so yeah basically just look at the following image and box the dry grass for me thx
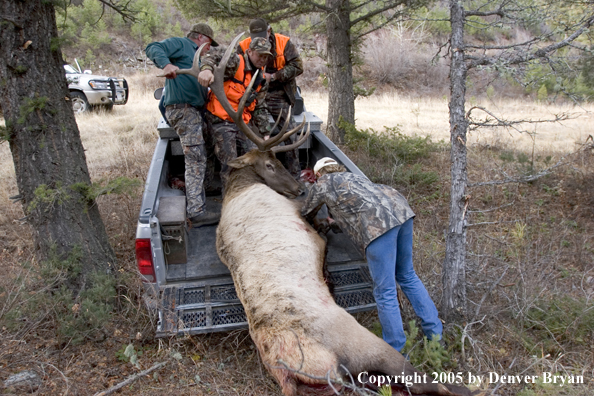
[1,77,594,395]
[302,90,594,153]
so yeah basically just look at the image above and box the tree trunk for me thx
[325,0,354,144]
[442,0,468,323]
[0,0,116,290]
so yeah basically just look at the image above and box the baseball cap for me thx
[249,37,272,56]
[187,23,219,47]
[314,157,339,174]
[249,18,269,39]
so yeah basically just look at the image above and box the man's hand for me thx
[313,217,330,234]
[162,64,179,79]
[327,217,342,233]
[198,70,214,87]
[263,72,274,84]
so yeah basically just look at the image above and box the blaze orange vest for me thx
[239,34,290,70]
[206,55,259,124]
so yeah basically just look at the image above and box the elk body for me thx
[182,33,471,396]
[216,156,469,396]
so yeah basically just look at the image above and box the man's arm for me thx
[252,81,271,136]
[198,46,240,87]
[273,39,303,82]
[301,183,326,223]
[145,38,183,78]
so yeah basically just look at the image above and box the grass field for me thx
[304,90,594,153]
[1,74,593,395]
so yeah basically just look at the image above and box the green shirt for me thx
[145,37,208,108]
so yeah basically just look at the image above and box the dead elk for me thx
[195,33,473,396]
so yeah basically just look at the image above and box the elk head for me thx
[227,150,305,198]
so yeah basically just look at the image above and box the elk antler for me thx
[209,32,310,152]
[157,42,209,78]
[272,124,310,153]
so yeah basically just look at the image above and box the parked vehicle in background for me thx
[64,59,129,114]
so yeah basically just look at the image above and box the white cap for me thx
[314,157,339,174]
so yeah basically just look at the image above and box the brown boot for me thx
[188,210,220,228]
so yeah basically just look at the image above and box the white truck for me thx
[136,106,376,337]
[64,60,129,114]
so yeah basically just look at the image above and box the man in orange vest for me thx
[197,37,273,195]
[238,18,304,178]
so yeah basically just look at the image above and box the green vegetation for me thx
[2,246,116,345]
[17,96,49,124]
[72,177,142,202]
[29,177,141,213]
[520,296,594,354]
[116,343,145,368]
[54,271,116,344]
[378,385,393,396]
[402,321,450,372]
[342,120,443,191]
[28,182,72,212]
[55,0,183,66]
[516,375,572,396]
[343,122,442,165]
[0,123,11,142]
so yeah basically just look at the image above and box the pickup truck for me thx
[136,108,376,337]
[64,60,129,114]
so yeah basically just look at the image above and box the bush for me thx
[342,121,443,192]
[402,320,451,372]
[1,246,116,345]
[343,122,441,165]
[520,295,594,354]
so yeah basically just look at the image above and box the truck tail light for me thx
[136,238,156,282]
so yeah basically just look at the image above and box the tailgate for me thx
[156,260,375,337]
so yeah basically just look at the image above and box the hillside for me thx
[57,1,594,103]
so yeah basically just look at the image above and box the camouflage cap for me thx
[249,37,272,56]
[249,18,269,39]
[187,23,219,47]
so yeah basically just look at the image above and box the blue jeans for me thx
[365,218,442,352]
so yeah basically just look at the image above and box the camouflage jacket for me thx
[301,172,415,253]
[237,29,303,105]
[200,47,271,135]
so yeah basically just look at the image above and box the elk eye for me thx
[266,163,275,171]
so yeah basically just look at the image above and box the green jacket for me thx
[145,37,208,108]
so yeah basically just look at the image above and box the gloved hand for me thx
[313,217,330,234]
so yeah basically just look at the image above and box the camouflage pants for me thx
[165,105,207,217]
[202,118,217,193]
[267,90,301,178]
[210,119,257,196]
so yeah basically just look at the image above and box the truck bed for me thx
[137,113,377,337]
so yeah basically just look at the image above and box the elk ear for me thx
[228,156,251,169]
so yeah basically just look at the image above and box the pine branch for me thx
[97,0,137,22]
